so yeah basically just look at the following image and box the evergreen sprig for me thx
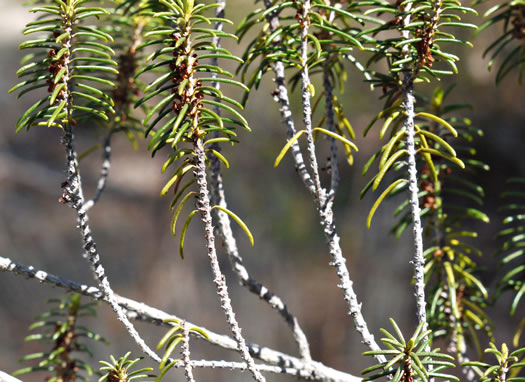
[362,318,458,382]
[237,0,367,92]
[463,343,525,382]
[496,177,525,343]
[475,0,525,84]
[9,0,117,132]
[237,0,362,166]
[362,0,477,86]
[135,0,253,257]
[99,352,155,382]
[13,293,107,382]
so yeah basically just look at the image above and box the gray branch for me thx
[194,139,266,382]
[0,255,360,382]
[182,322,196,382]
[263,0,316,196]
[207,0,311,361]
[299,0,323,200]
[262,0,385,363]
[84,132,112,211]
[162,359,358,381]
[322,69,339,200]
[401,81,427,331]
[209,154,312,360]
[60,128,162,364]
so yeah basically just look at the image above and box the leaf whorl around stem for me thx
[11,0,117,133]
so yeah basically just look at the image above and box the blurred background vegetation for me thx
[0,0,524,381]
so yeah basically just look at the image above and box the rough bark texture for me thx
[60,128,162,364]
[0,255,360,382]
[263,0,385,363]
[193,138,266,382]
[208,0,311,361]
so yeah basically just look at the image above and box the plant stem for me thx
[0,255,361,382]
[208,0,312,360]
[84,132,112,211]
[399,0,429,335]
[262,0,385,363]
[299,0,323,200]
[181,322,196,382]
[193,138,266,382]
[209,156,312,360]
[264,0,386,362]
[60,128,162,363]
[323,69,339,200]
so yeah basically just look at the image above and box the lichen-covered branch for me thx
[398,0,432,335]
[161,359,358,381]
[262,0,385,362]
[208,0,311,361]
[193,139,266,382]
[181,322,196,382]
[299,0,323,199]
[401,81,427,329]
[60,128,161,364]
[323,69,339,200]
[0,257,359,382]
[84,132,112,211]
[209,156,312,360]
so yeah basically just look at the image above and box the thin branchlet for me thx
[182,322,196,382]
[299,0,324,200]
[194,139,266,382]
[208,0,311,361]
[84,132,112,211]
[0,255,361,382]
[262,0,385,362]
[52,2,161,365]
[60,129,162,364]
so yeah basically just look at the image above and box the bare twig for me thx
[160,359,360,381]
[84,132,112,211]
[299,0,323,200]
[181,322,196,382]
[60,128,162,364]
[209,169,313,360]
[322,69,339,200]
[263,0,316,196]
[209,154,312,361]
[193,139,266,382]
[0,256,360,382]
[262,0,385,362]
[207,0,311,361]
[401,80,428,330]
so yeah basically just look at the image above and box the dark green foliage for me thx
[362,0,477,86]
[134,0,253,254]
[13,293,107,382]
[463,343,525,382]
[496,178,525,344]
[475,0,525,84]
[99,352,155,382]
[136,0,249,158]
[362,318,458,382]
[9,0,116,132]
